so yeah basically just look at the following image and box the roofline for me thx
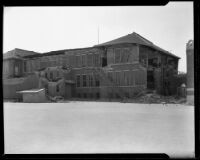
[95,42,180,59]
[24,46,94,58]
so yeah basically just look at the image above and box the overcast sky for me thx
[3,2,193,72]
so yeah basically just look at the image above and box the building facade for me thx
[3,32,180,100]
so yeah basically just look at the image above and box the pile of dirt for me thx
[130,93,186,104]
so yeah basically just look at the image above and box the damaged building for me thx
[3,32,180,101]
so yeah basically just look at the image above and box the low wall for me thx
[3,74,39,100]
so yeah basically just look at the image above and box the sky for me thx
[3,2,193,72]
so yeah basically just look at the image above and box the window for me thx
[56,84,60,92]
[121,49,126,63]
[82,55,87,67]
[45,72,48,78]
[95,75,100,86]
[50,72,53,80]
[115,93,120,99]
[76,75,81,87]
[88,54,93,66]
[115,49,121,63]
[116,72,120,85]
[14,65,19,76]
[77,93,81,98]
[124,71,129,86]
[24,61,27,72]
[109,93,113,99]
[89,75,93,87]
[96,92,100,99]
[83,93,87,98]
[125,92,130,98]
[83,75,87,87]
[90,93,93,98]
[108,72,113,81]
[124,49,130,62]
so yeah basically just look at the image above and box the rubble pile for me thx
[130,93,186,104]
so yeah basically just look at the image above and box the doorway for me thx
[147,70,155,90]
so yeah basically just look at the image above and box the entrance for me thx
[147,70,155,90]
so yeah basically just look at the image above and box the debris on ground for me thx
[127,92,186,104]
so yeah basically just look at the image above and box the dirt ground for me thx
[4,102,194,158]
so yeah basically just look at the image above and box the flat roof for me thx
[17,88,45,93]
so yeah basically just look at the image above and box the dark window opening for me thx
[115,93,120,99]
[102,57,107,67]
[90,93,93,98]
[83,93,87,98]
[56,84,60,92]
[95,75,100,87]
[109,93,113,99]
[96,93,100,99]
[77,93,81,98]
[76,75,81,87]
[125,92,130,98]
[147,70,155,89]
[83,75,87,87]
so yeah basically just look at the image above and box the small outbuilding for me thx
[17,88,47,103]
